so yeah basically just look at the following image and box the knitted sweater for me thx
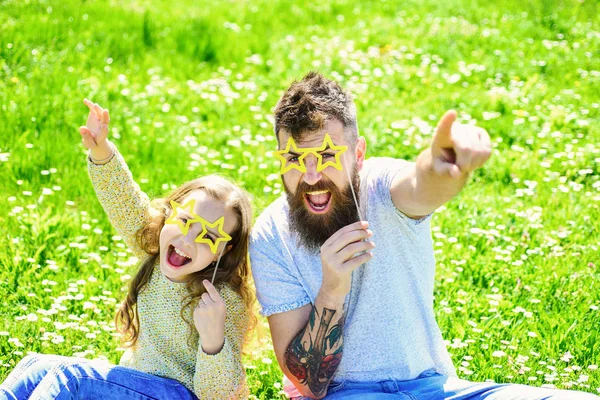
[88,146,250,399]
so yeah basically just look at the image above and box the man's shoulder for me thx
[250,195,289,246]
[361,157,412,195]
[362,156,411,177]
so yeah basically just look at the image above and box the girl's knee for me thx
[17,353,68,376]
[17,354,42,367]
[11,354,46,376]
[0,354,65,400]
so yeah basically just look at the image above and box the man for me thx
[249,72,597,399]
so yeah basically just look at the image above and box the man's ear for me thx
[355,136,367,171]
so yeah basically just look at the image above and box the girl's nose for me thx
[183,222,203,245]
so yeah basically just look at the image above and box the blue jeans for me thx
[0,354,198,400]
[297,369,600,399]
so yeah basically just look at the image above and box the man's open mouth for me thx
[304,190,332,214]
[167,244,193,268]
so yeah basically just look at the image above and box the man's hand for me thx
[319,221,374,303]
[430,110,492,179]
[390,110,492,218]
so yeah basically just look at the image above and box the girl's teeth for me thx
[174,246,191,259]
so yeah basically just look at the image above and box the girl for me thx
[0,99,254,400]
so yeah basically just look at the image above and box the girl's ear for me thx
[162,202,171,217]
[214,245,233,262]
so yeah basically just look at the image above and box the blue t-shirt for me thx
[249,157,456,382]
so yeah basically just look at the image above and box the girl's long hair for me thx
[115,175,255,347]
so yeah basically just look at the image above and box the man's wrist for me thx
[316,289,347,310]
[416,148,436,177]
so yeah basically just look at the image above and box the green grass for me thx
[1,0,599,397]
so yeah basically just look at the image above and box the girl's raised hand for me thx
[79,99,113,163]
[193,280,227,355]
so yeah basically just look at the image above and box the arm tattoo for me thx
[284,305,344,397]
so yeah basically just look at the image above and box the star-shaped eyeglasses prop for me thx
[164,199,232,254]
[164,199,197,236]
[274,133,348,175]
[194,216,232,254]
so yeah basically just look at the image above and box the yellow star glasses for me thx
[274,134,348,175]
[164,199,232,254]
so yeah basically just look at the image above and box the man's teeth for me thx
[306,190,329,195]
[173,246,191,259]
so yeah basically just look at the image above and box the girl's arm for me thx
[80,99,152,261]
[193,284,250,399]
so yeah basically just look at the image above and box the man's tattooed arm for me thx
[280,221,373,398]
[284,303,345,398]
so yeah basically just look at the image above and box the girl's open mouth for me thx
[167,244,192,268]
[304,190,332,214]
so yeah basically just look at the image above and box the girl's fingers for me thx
[93,103,104,120]
[201,292,214,305]
[101,109,110,125]
[79,126,97,148]
[83,98,95,114]
[84,99,101,125]
[98,124,109,143]
[203,280,221,302]
[79,126,92,136]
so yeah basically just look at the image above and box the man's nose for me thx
[302,154,322,186]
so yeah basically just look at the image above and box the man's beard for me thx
[286,168,361,252]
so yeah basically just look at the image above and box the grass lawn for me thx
[1,0,599,397]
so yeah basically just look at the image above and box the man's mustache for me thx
[295,179,339,198]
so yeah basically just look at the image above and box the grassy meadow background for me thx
[1,0,599,397]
